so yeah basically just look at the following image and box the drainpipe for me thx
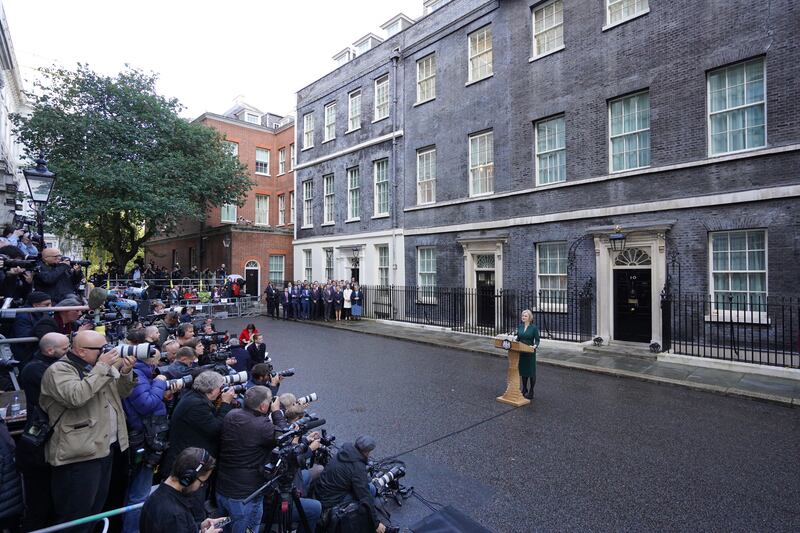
[390,47,401,285]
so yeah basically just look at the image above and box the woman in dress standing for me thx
[517,309,540,399]
[350,283,363,320]
[343,284,353,320]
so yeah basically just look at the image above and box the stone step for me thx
[584,343,658,361]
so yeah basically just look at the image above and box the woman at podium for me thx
[517,309,540,398]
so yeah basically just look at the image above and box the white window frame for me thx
[278,194,286,225]
[323,174,335,224]
[707,229,768,323]
[468,130,494,197]
[377,245,390,286]
[416,54,436,104]
[707,58,767,157]
[303,113,314,149]
[255,148,270,175]
[290,144,295,169]
[289,191,295,225]
[535,115,566,186]
[373,159,389,216]
[268,255,285,284]
[532,0,564,59]
[223,141,239,157]
[467,25,493,84]
[303,249,313,281]
[374,75,390,122]
[324,248,334,281]
[417,247,437,303]
[347,167,360,221]
[255,194,270,226]
[609,91,650,173]
[278,148,286,175]
[323,102,336,142]
[245,112,261,125]
[221,203,237,224]
[416,147,436,205]
[302,180,313,228]
[347,90,362,132]
[536,242,568,312]
[605,0,649,29]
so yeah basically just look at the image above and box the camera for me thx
[222,370,248,386]
[267,363,295,378]
[62,257,92,267]
[166,374,193,390]
[103,342,157,361]
[371,465,406,491]
[222,383,246,394]
[296,393,317,406]
[0,254,38,271]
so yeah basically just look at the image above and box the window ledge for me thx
[469,191,494,199]
[321,222,335,227]
[255,172,270,176]
[254,223,270,228]
[413,97,435,108]
[610,164,650,175]
[529,45,565,63]
[535,178,566,187]
[704,312,771,325]
[345,127,361,135]
[372,115,389,124]
[221,220,236,224]
[602,9,650,31]
[277,172,285,176]
[301,146,314,152]
[416,201,436,207]
[708,145,766,159]
[372,213,390,220]
[322,138,335,144]
[345,218,361,223]
[465,73,493,87]
[301,225,314,229]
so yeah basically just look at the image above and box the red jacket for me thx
[239,328,259,344]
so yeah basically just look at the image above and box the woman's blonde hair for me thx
[521,309,533,321]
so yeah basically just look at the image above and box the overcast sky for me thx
[4,0,424,119]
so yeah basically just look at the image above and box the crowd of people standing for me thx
[262,280,364,322]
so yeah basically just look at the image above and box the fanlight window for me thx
[476,254,495,269]
[245,261,259,269]
[614,248,651,266]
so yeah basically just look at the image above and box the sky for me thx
[4,0,425,119]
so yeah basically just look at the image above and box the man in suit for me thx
[324,283,335,322]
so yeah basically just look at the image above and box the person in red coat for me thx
[238,323,258,345]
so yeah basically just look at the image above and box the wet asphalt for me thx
[218,316,800,532]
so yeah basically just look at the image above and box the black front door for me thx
[476,271,495,327]
[245,270,258,296]
[614,269,652,342]
[350,268,359,283]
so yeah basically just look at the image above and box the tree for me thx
[12,64,251,268]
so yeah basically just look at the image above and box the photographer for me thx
[215,386,279,533]
[315,436,389,533]
[162,370,236,477]
[161,338,180,364]
[245,363,282,396]
[0,244,34,300]
[16,333,69,530]
[154,311,180,345]
[176,322,195,346]
[140,447,227,533]
[270,393,296,431]
[161,346,198,380]
[38,330,136,533]
[10,291,51,368]
[227,338,249,373]
[121,341,168,533]
[32,296,93,339]
[33,248,83,303]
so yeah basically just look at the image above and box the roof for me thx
[380,13,415,30]
[352,32,384,47]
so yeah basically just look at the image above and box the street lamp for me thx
[351,246,360,267]
[22,152,56,251]
[609,225,626,252]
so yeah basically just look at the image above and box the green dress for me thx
[517,323,540,377]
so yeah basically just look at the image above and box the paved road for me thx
[219,316,800,532]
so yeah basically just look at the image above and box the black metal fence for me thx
[662,293,800,368]
[359,285,594,342]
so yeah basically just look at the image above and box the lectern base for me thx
[496,393,530,407]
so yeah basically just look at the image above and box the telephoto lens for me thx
[166,374,193,390]
[296,393,317,406]
[277,368,295,377]
[222,370,248,386]
[119,343,158,361]
[223,383,247,394]
[372,465,406,490]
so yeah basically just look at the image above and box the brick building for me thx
[293,0,800,353]
[146,102,295,295]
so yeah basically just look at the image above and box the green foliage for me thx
[12,64,251,267]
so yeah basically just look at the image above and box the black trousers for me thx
[324,301,333,320]
[51,450,115,533]
[20,465,54,531]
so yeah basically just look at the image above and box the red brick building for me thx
[145,102,295,295]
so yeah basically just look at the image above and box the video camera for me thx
[198,331,229,347]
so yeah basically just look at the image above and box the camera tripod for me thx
[243,475,313,533]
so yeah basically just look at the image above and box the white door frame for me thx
[460,238,506,328]
[244,260,261,295]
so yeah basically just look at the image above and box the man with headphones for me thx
[176,322,195,346]
[140,447,228,533]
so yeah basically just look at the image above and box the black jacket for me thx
[314,443,377,523]
[246,343,267,368]
[33,263,81,303]
[139,483,201,533]
[216,407,276,499]
[19,351,59,416]
[162,390,233,474]
[0,419,23,520]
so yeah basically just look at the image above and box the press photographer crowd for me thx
[0,237,409,533]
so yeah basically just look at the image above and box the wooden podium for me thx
[495,336,536,407]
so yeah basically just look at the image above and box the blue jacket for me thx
[122,361,167,432]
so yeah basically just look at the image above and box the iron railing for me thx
[357,285,594,342]
[662,293,800,368]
